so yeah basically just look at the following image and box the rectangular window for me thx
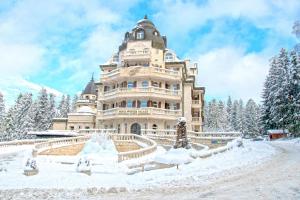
[127,100,133,107]
[141,100,147,108]
[128,82,134,89]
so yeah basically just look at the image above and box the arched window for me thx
[152,124,158,130]
[153,31,159,36]
[124,32,129,41]
[136,30,145,40]
[142,81,148,88]
[113,55,119,63]
[165,52,174,61]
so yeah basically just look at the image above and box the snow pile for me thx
[79,134,125,174]
[154,148,193,165]
[76,157,91,173]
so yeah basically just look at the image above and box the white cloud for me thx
[153,0,300,37]
[0,77,62,107]
[196,47,269,102]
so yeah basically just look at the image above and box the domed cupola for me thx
[82,75,97,95]
[119,15,167,51]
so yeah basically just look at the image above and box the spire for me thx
[144,14,148,19]
[91,72,94,81]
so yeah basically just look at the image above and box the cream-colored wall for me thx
[52,121,67,130]
[183,83,193,130]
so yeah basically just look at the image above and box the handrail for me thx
[141,129,242,138]
[101,66,180,79]
[32,133,157,162]
[103,86,181,97]
[0,139,48,148]
[100,107,182,117]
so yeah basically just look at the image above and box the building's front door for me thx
[130,123,141,135]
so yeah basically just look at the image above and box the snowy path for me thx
[102,141,300,200]
[0,140,299,199]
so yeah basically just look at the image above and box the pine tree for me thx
[226,96,233,131]
[292,20,300,53]
[288,51,300,135]
[244,99,260,137]
[63,94,71,117]
[35,88,49,131]
[0,92,5,132]
[57,95,65,117]
[231,100,239,131]
[236,99,245,133]
[47,93,56,129]
[71,94,78,112]
[217,100,229,131]
[261,57,278,131]
[270,49,290,130]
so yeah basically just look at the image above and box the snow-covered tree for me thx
[244,99,260,137]
[270,49,290,130]
[261,58,277,131]
[35,88,49,131]
[217,100,229,131]
[292,20,300,53]
[57,95,65,117]
[47,93,56,129]
[0,92,5,132]
[288,51,300,135]
[236,99,245,133]
[231,100,239,131]
[71,94,78,112]
[226,96,233,130]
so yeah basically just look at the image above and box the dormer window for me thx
[136,30,144,40]
[165,52,174,62]
[125,32,130,41]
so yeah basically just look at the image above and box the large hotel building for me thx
[52,16,205,134]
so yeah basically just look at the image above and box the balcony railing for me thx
[192,117,201,122]
[122,50,151,60]
[101,66,180,80]
[99,107,181,117]
[103,87,181,97]
[192,100,201,105]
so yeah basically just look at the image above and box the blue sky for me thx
[0,0,299,106]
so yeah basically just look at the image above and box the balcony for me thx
[192,117,202,125]
[98,107,182,120]
[121,50,151,61]
[101,66,181,82]
[192,100,201,107]
[101,87,181,101]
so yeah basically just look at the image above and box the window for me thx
[117,124,120,133]
[152,124,158,129]
[127,100,133,108]
[143,48,149,54]
[141,100,147,108]
[124,32,129,41]
[152,101,158,108]
[136,30,144,39]
[127,81,136,88]
[85,126,90,129]
[165,52,174,61]
[113,55,119,63]
[142,81,148,88]
[70,126,74,130]
[153,31,158,36]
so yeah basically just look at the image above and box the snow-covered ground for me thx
[0,138,299,199]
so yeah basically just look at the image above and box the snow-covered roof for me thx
[267,129,289,134]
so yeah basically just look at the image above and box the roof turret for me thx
[82,75,97,95]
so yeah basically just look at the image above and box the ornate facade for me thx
[52,16,205,134]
